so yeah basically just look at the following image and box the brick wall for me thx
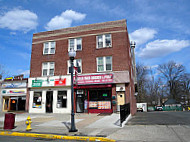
[30,20,130,77]
[30,19,137,114]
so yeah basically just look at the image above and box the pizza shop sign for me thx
[74,74,113,85]
[31,78,67,87]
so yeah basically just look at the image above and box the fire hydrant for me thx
[25,116,32,131]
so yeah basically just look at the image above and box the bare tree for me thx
[136,63,149,103]
[181,73,190,105]
[157,61,185,101]
[145,67,163,105]
[0,64,9,79]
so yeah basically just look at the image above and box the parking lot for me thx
[127,111,190,125]
[108,111,190,141]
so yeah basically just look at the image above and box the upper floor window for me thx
[68,38,82,51]
[43,41,55,54]
[42,62,55,76]
[96,34,112,49]
[67,59,82,74]
[97,56,112,72]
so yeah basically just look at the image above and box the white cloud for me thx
[0,9,38,32]
[138,40,190,58]
[45,10,86,31]
[129,28,157,45]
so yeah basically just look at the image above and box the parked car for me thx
[137,107,143,112]
[155,106,163,111]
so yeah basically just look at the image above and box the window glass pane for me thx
[43,63,48,69]
[49,69,54,75]
[44,42,49,48]
[50,48,55,54]
[77,44,81,50]
[57,91,67,108]
[33,92,42,108]
[97,35,103,48]
[105,34,111,47]
[50,62,54,69]
[75,59,81,73]
[44,43,49,54]
[69,39,74,51]
[97,57,103,65]
[44,48,49,54]
[106,56,112,71]
[106,56,112,64]
[76,38,82,50]
[106,64,111,70]
[98,65,104,71]
[43,69,47,76]
[75,59,81,67]
[51,42,55,48]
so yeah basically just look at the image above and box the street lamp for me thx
[68,49,78,132]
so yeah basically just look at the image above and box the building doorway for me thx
[46,91,53,113]
[76,93,84,113]
[117,92,125,111]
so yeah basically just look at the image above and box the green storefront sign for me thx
[32,80,43,87]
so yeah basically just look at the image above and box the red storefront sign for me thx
[54,79,66,86]
[74,74,113,85]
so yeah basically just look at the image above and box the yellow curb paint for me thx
[0,131,115,142]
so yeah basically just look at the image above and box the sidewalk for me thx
[0,112,121,138]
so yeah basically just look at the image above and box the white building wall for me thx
[29,88,71,113]
[53,88,71,113]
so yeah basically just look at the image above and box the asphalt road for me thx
[0,135,83,142]
[127,111,190,125]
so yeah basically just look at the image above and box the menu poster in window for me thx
[98,101,111,109]
[89,101,98,108]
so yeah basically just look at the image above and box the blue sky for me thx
[0,0,190,78]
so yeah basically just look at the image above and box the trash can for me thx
[4,113,15,129]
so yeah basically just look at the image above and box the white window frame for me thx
[67,59,82,74]
[42,62,55,76]
[68,38,82,51]
[96,56,112,72]
[43,41,56,55]
[96,34,112,49]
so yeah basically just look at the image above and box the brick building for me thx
[28,19,137,115]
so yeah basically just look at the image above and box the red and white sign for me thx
[74,74,113,85]
[54,79,66,86]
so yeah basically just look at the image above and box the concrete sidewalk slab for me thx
[87,113,120,128]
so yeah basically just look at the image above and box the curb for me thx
[0,131,116,142]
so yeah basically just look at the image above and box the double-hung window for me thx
[97,56,112,72]
[67,59,82,74]
[96,34,112,48]
[42,62,55,76]
[43,41,55,54]
[68,38,82,51]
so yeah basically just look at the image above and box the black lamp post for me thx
[68,49,78,132]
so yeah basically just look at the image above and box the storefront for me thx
[74,73,114,113]
[1,81,27,112]
[28,75,71,113]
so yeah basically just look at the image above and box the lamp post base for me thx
[69,129,78,132]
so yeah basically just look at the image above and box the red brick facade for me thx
[30,19,136,115]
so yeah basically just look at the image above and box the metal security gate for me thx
[120,103,130,126]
